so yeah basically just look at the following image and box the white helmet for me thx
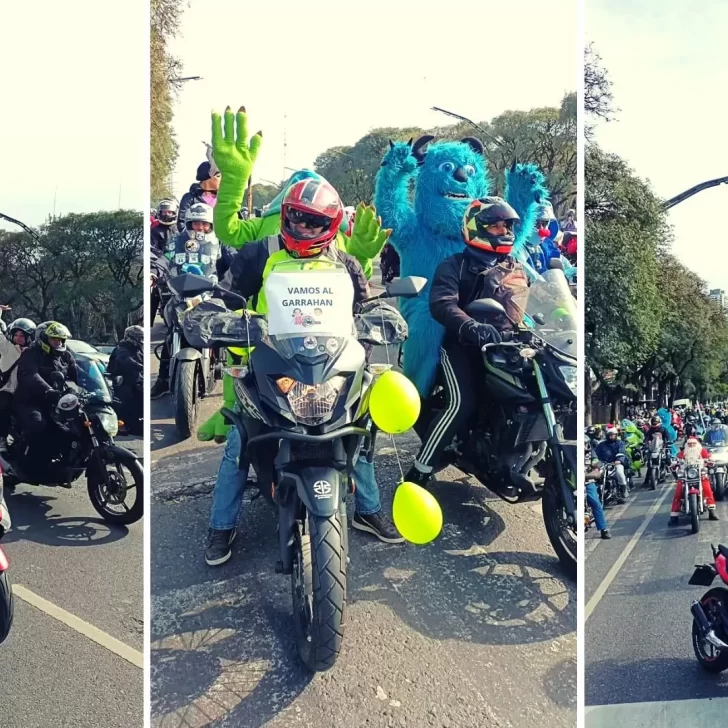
[185,202,214,232]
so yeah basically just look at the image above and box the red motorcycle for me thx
[0,470,13,645]
[689,544,728,672]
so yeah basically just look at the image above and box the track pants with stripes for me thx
[414,344,480,474]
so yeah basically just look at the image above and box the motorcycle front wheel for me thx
[87,451,144,525]
[0,569,14,645]
[542,480,577,580]
[715,473,725,501]
[692,587,728,673]
[650,467,658,490]
[174,360,201,440]
[689,493,700,534]
[292,511,347,672]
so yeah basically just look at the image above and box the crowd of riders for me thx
[585,402,728,537]
[150,145,579,567]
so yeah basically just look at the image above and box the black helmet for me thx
[462,197,520,254]
[36,321,71,355]
[650,416,661,426]
[124,325,144,348]
[586,426,596,437]
[156,199,178,226]
[8,318,36,345]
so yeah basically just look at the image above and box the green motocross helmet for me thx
[36,321,72,355]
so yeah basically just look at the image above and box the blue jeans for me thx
[586,482,607,532]
[209,426,381,530]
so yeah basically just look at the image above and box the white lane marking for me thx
[586,697,728,727]
[585,484,672,620]
[12,584,143,668]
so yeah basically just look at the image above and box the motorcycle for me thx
[424,267,578,577]
[643,434,664,491]
[675,457,709,534]
[602,461,629,504]
[0,481,13,645]
[161,261,225,439]
[0,355,143,525]
[181,261,424,672]
[706,445,728,502]
[688,544,728,673]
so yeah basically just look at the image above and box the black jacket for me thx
[229,236,369,309]
[429,247,526,346]
[15,343,78,407]
[109,341,143,390]
[178,185,205,233]
[150,223,175,255]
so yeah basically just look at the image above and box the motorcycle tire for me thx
[650,467,658,491]
[87,452,144,525]
[689,493,700,534]
[292,511,347,672]
[541,480,576,580]
[692,587,728,673]
[174,359,200,440]
[716,473,725,502]
[0,570,14,645]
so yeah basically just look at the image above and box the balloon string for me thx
[390,433,405,484]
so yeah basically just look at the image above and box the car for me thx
[91,344,116,356]
[67,339,111,370]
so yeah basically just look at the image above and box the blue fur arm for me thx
[505,163,549,259]
[374,142,418,254]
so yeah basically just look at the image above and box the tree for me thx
[0,211,143,342]
[584,43,618,141]
[150,0,188,202]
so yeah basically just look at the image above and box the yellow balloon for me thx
[392,481,443,544]
[368,370,420,434]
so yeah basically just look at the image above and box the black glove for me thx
[460,320,502,348]
[45,388,61,405]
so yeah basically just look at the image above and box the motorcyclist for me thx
[150,199,178,256]
[594,426,629,497]
[669,436,719,525]
[178,161,221,232]
[644,415,671,446]
[704,417,728,448]
[0,318,36,450]
[151,203,222,399]
[204,177,403,566]
[404,197,527,490]
[108,326,143,436]
[585,448,611,539]
[14,322,78,460]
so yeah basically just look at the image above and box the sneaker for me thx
[709,510,720,521]
[150,378,170,399]
[205,528,237,566]
[352,511,405,544]
[601,529,612,540]
[668,516,678,526]
[404,465,432,488]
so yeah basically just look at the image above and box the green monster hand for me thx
[196,372,237,444]
[210,106,262,183]
[346,202,392,265]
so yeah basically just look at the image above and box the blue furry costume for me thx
[374,136,548,396]
[657,408,679,458]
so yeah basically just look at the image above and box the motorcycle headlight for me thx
[96,411,119,437]
[276,375,347,425]
[686,466,699,479]
[558,365,577,396]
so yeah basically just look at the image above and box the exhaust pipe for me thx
[691,600,728,649]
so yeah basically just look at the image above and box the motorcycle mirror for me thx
[532,313,546,326]
[466,298,506,317]
[384,276,428,299]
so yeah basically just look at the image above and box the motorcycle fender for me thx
[282,466,344,518]
[688,487,700,495]
[100,444,143,467]
[174,347,202,363]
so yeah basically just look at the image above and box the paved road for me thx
[585,470,728,727]
[0,434,144,728]
[149,264,576,728]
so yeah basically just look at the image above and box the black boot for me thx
[404,465,432,488]
[205,528,237,566]
[709,509,720,521]
[150,377,170,399]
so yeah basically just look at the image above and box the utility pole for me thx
[53,186,57,217]
[283,114,287,181]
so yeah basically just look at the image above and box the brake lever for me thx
[480,341,522,352]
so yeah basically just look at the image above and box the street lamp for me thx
[431,106,504,148]
[663,176,728,210]
[168,76,202,85]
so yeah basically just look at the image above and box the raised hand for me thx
[210,106,262,180]
[348,203,392,260]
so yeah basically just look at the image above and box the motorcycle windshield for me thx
[74,354,112,403]
[263,259,356,360]
[520,268,577,358]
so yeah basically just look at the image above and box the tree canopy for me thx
[0,211,144,343]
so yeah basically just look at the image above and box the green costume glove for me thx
[211,106,265,248]
[196,371,237,444]
[345,202,392,273]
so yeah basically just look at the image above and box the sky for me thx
[168,0,578,200]
[0,2,146,230]
[587,1,728,291]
